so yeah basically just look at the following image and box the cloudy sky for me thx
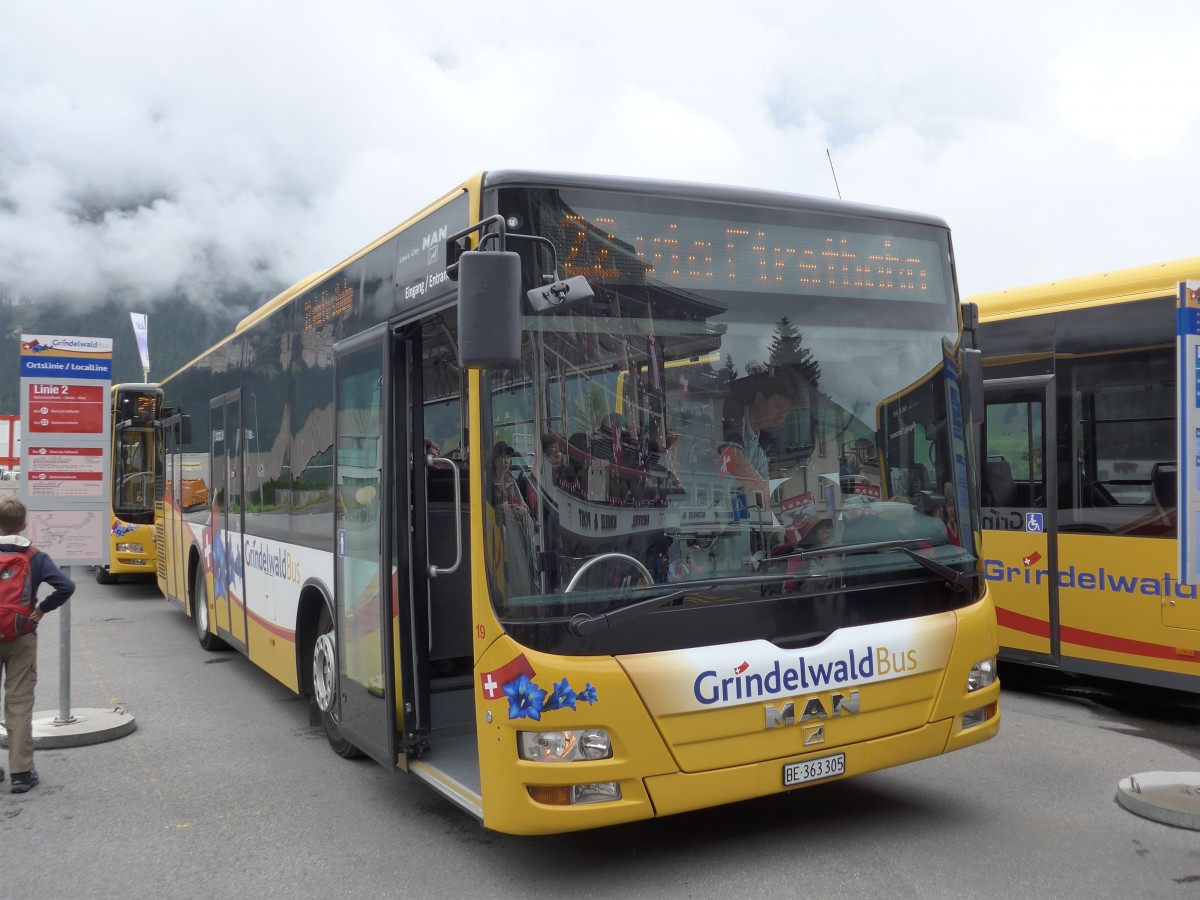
[1,1,1196,312]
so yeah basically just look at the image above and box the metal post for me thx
[54,565,76,725]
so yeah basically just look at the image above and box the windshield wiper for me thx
[852,539,980,592]
[771,538,979,591]
[567,573,798,636]
[565,540,979,636]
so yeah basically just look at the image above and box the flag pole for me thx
[130,313,150,382]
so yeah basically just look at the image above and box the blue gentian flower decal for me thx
[504,673,547,721]
[488,662,599,720]
[213,530,229,604]
[543,678,578,712]
[210,529,242,606]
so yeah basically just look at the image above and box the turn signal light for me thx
[526,782,622,806]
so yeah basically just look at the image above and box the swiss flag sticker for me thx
[479,654,536,700]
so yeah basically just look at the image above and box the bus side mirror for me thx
[960,301,980,350]
[963,348,984,425]
[457,250,522,369]
[176,415,192,445]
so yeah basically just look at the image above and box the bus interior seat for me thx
[427,501,472,667]
[427,459,467,503]
[1086,481,1117,507]
[1151,462,1177,511]
[982,458,1017,507]
[567,433,592,481]
[425,449,472,667]
[567,432,590,461]
[909,462,930,494]
[591,434,614,462]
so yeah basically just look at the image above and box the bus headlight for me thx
[116,542,145,554]
[967,657,997,692]
[519,728,613,762]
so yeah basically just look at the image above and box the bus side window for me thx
[1066,347,1174,533]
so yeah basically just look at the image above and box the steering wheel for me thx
[564,552,655,593]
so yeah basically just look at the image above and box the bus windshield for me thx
[113,386,159,518]
[483,186,976,638]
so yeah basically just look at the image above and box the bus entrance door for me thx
[982,377,1057,665]
[400,314,479,814]
[333,325,400,767]
[209,391,248,653]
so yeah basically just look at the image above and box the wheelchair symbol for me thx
[1026,512,1044,533]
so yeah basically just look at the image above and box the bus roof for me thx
[157,175,485,386]
[236,269,329,334]
[482,169,950,228]
[967,256,1200,321]
[161,169,953,386]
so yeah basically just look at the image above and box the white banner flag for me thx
[130,312,150,378]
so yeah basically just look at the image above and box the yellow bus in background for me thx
[95,383,161,584]
[154,171,998,834]
[971,257,1200,692]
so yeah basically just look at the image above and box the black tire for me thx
[94,566,117,585]
[312,603,364,758]
[192,566,228,651]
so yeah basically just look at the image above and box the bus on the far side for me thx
[970,256,1200,692]
[95,383,162,584]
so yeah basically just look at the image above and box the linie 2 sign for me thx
[18,334,113,566]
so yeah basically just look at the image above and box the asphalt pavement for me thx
[5,572,1200,900]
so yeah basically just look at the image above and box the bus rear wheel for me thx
[313,604,363,759]
[192,567,228,651]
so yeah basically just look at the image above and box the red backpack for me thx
[0,546,36,642]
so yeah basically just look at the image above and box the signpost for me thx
[19,335,111,565]
[6,334,136,746]
[1178,282,1200,585]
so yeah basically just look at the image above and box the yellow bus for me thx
[95,383,161,584]
[971,256,1200,691]
[155,171,999,834]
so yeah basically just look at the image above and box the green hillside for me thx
[0,296,245,414]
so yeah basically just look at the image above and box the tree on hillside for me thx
[0,295,245,414]
[717,353,738,389]
[767,315,820,386]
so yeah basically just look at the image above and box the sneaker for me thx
[10,770,38,793]
[0,766,5,783]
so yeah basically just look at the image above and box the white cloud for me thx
[1,0,1198,309]
[1056,54,1198,158]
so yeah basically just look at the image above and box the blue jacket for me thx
[0,534,75,616]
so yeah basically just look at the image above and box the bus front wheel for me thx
[313,604,363,759]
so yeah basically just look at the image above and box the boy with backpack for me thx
[0,496,75,794]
